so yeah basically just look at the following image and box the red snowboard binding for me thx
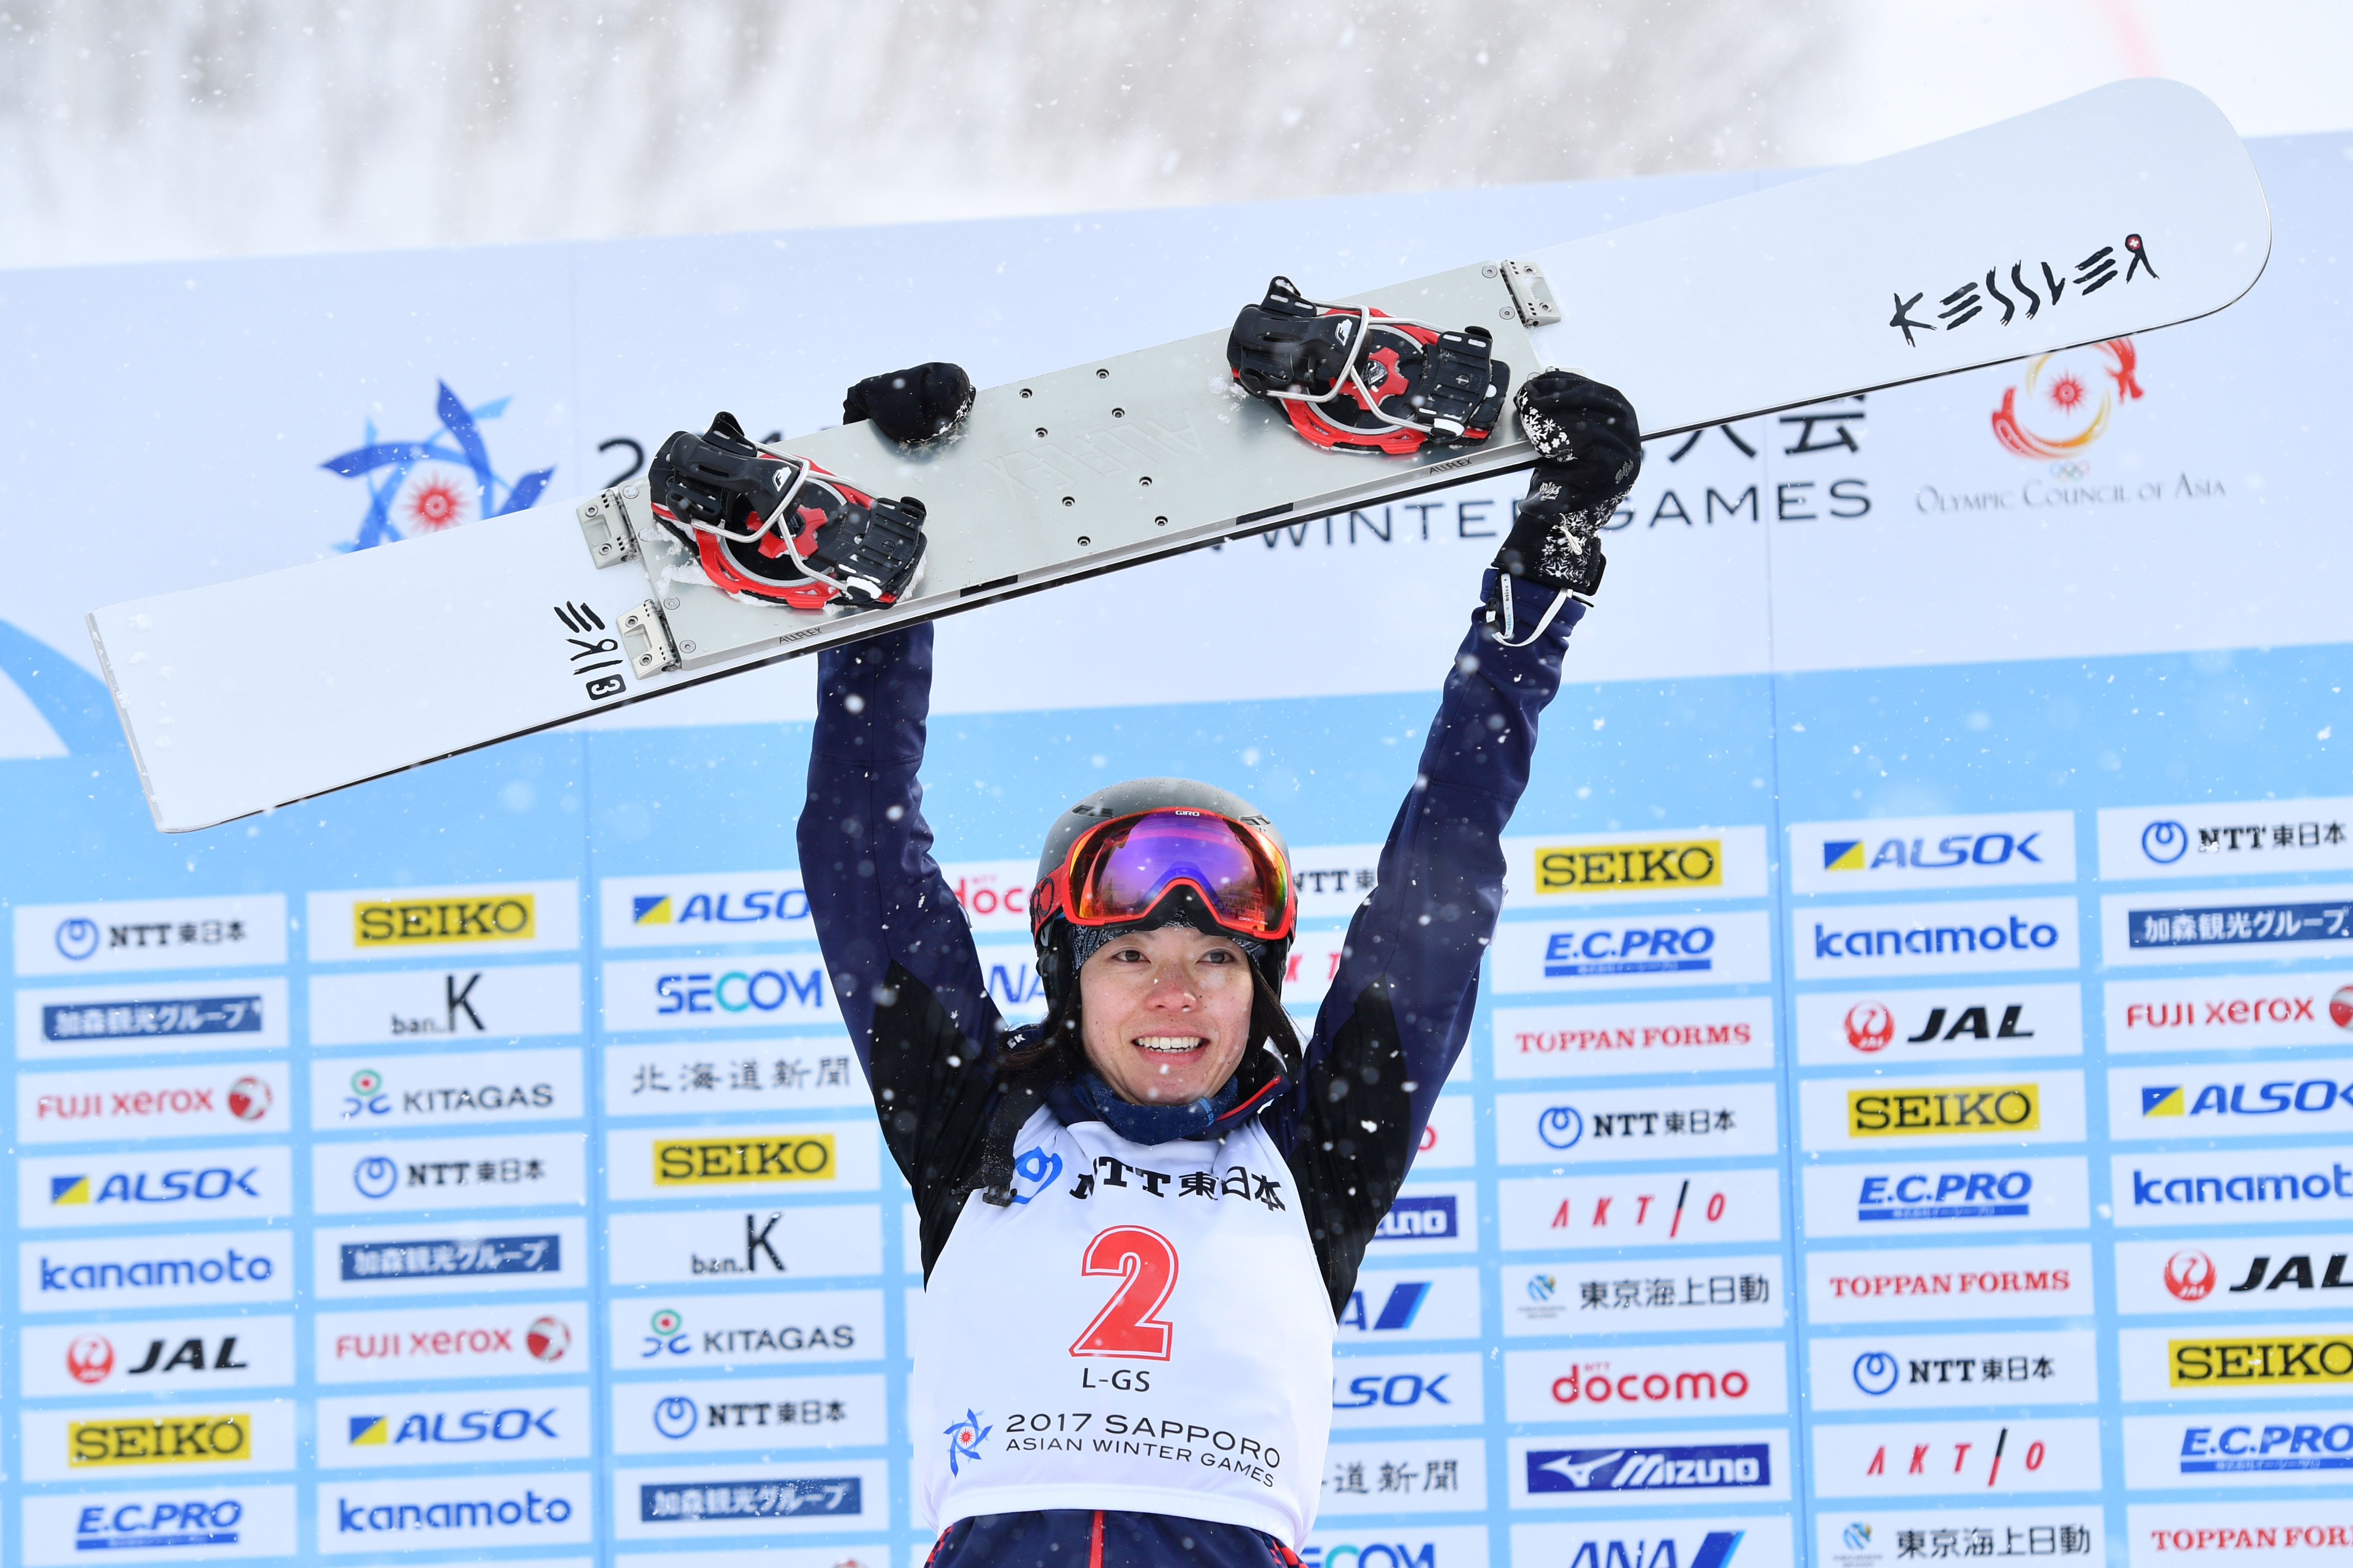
[1226,275,1511,455]
[646,413,926,610]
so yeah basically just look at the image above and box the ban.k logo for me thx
[321,381,556,551]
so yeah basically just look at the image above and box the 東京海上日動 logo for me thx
[321,382,555,552]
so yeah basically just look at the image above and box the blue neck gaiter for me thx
[1062,1069,1241,1146]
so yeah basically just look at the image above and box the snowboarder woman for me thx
[799,366,1642,1567]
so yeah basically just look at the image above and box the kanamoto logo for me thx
[353,895,535,947]
[1533,840,1722,895]
[654,1136,836,1185]
[2171,1335,2353,1387]
[1990,338,2142,460]
[72,1414,251,1467]
[1848,1084,2041,1137]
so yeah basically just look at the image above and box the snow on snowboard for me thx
[90,79,2269,832]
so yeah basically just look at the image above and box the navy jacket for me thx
[797,572,1585,1568]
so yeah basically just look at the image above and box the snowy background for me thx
[2,0,2347,270]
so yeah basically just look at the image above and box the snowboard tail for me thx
[91,78,2268,832]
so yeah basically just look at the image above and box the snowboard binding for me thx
[646,413,927,610]
[1226,275,1511,455]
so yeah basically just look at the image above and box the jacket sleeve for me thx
[797,623,1006,1249]
[1269,571,1585,1311]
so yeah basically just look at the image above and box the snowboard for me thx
[91,78,2268,833]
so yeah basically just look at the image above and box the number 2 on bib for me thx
[1069,1225,1179,1360]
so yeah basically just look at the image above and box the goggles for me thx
[1032,808,1296,944]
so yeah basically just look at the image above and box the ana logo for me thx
[1539,1107,1584,1150]
[527,1316,571,1363]
[943,1409,990,1475]
[320,380,556,551]
[68,1334,115,1384]
[1853,1350,1901,1396]
[2143,820,2190,864]
[1990,337,2142,460]
[1845,1002,1895,1052]
[56,917,100,961]
[2165,1250,2218,1301]
[353,1156,399,1200]
[228,1077,272,1122]
[652,1396,699,1439]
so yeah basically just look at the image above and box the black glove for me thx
[842,362,974,445]
[1494,371,1642,598]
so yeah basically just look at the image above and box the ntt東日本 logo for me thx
[1526,1444,1770,1493]
[1534,840,1722,895]
[352,894,535,947]
[71,1414,252,1468]
[1848,1348,2058,1397]
[320,380,555,551]
[1848,1085,2042,1138]
[653,1136,836,1185]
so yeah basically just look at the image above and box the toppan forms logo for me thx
[320,380,556,552]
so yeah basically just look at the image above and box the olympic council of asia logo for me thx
[321,381,557,552]
[1989,337,2142,464]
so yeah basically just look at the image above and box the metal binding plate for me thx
[577,483,645,568]
[1501,258,1563,328]
[619,600,679,675]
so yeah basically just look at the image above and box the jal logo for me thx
[56,917,101,960]
[52,1168,262,1206]
[1843,1001,2038,1052]
[2201,1251,2353,1295]
[652,1397,699,1439]
[2165,1250,2219,1301]
[350,1409,558,1447]
[319,379,556,551]
[630,887,809,928]
[2143,1079,2353,1117]
[353,894,535,947]
[1333,1368,1453,1411]
[1824,831,2046,873]
[68,1334,250,1385]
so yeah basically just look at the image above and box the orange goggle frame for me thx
[1030,808,1296,944]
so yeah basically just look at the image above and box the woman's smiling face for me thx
[1077,924,1256,1106]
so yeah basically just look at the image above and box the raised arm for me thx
[798,621,1006,1227]
[1267,372,1642,1311]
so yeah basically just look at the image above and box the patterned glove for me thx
[1494,371,1643,598]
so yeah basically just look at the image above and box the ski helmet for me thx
[1030,777,1296,1011]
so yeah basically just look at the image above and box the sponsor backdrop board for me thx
[2,133,2351,1568]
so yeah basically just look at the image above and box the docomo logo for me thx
[1549,1362,1755,1407]
[653,968,829,1014]
[1813,913,2061,961]
[951,876,1029,920]
[2165,1250,2219,1301]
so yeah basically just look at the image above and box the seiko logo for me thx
[2170,1336,2353,1386]
[1847,1084,2041,1136]
[70,1414,251,1468]
[654,1135,835,1185]
[353,896,535,946]
[1533,840,1722,894]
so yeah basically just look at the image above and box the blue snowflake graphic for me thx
[320,379,556,551]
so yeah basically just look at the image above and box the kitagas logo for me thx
[321,381,556,552]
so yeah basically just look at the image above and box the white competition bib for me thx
[912,1109,1334,1544]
